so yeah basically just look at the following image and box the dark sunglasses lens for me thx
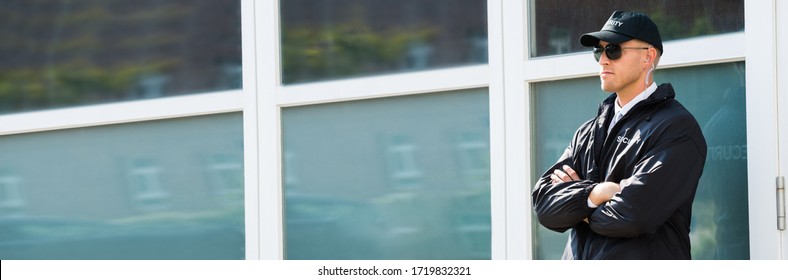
[593,47,603,61]
[606,44,622,60]
[593,44,622,61]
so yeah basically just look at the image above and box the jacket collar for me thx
[591,83,676,173]
[596,83,675,129]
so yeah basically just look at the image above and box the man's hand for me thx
[550,165,580,184]
[551,165,620,224]
[551,165,593,224]
[589,182,621,206]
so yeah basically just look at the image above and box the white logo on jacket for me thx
[615,129,642,146]
[616,135,640,145]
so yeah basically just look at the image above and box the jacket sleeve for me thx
[532,123,597,233]
[588,119,707,238]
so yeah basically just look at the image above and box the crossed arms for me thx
[532,128,706,238]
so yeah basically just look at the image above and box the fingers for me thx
[550,173,562,184]
[563,165,580,181]
[552,169,570,183]
[551,165,580,184]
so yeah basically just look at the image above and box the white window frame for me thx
[0,90,242,136]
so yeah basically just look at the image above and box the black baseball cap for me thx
[580,11,663,55]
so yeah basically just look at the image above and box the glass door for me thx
[744,0,786,260]
[530,62,750,259]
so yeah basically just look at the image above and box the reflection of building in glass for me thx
[0,170,25,217]
[455,132,490,188]
[0,114,245,259]
[282,152,299,189]
[207,154,243,192]
[282,90,491,259]
[207,154,244,206]
[127,158,169,211]
[385,134,423,188]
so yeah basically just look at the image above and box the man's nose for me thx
[598,52,611,65]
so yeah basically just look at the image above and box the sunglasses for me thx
[593,44,650,61]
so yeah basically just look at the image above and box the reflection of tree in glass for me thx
[531,0,744,57]
[0,0,241,114]
[647,7,715,41]
[281,24,438,84]
[279,0,488,84]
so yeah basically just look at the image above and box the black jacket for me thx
[532,83,707,259]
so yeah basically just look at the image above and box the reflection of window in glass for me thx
[0,114,244,260]
[127,158,169,210]
[0,0,241,114]
[207,154,243,204]
[530,62,748,260]
[455,132,490,188]
[385,135,422,188]
[529,0,744,57]
[280,0,488,84]
[451,190,491,259]
[135,74,169,99]
[0,172,25,216]
[281,89,490,260]
[283,151,299,188]
[405,42,434,70]
[695,62,748,260]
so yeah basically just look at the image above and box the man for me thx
[531,11,707,259]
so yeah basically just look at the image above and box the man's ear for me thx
[644,47,657,66]
[650,47,659,63]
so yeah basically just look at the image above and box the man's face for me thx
[597,40,650,94]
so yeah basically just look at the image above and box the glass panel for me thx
[529,0,744,57]
[0,113,244,259]
[282,89,490,259]
[280,0,488,84]
[531,79,599,260]
[531,62,748,259]
[0,0,241,114]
